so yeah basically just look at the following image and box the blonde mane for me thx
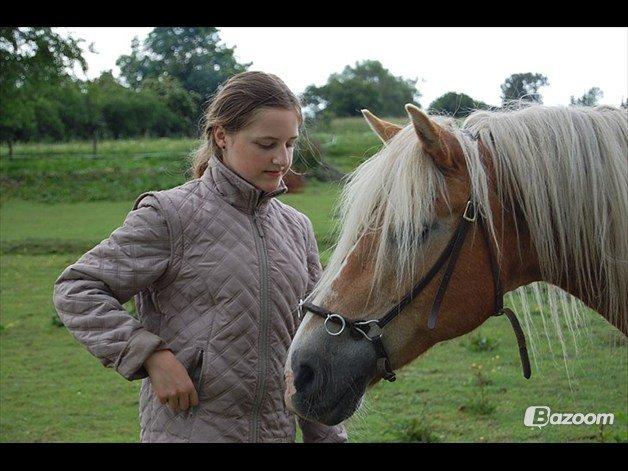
[311,104,628,367]
[463,104,628,329]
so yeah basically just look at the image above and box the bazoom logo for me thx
[524,406,614,428]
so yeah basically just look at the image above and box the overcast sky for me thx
[59,27,628,109]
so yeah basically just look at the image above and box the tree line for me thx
[1,27,623,155]
[0,27,245,155]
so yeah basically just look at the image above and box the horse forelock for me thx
[310,124,451,308]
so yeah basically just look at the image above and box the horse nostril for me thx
[294,362,315,392]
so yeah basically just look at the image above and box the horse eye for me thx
[418,225,431,242]
[388,223,434,245]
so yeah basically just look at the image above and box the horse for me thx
[284,102,628,426]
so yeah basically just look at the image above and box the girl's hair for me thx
[190,71,303,178]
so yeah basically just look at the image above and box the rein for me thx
[299,199,531,383]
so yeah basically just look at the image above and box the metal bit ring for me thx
[324,314,346,336]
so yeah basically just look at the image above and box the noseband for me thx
[299,199,531,383]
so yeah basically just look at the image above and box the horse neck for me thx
[491,193,541,293]
[477,140,541,293]
[483,156,623,334]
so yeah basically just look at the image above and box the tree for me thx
[570,87,603,107]
[88,71,177,139]
[428,92,491,117]
[0,27,86,155]
[82,76,108,154]
[301,60,420,118]
[141,75,199,135]
[116,37,146,90]
[500,73,549,105]
[116,28,250,105]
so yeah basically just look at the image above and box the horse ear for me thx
[405,104,453,169]
[361,109,402,144]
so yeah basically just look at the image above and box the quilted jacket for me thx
[52,155,347,443]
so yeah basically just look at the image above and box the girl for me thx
[53,71,347,443]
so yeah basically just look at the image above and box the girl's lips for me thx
[264,171,281,177]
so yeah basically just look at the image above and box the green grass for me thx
[278,180,342,264]
[0,118,380,203]
[346,313,627,443]
[1,252,625,442]
[0,253,142,442]
[305,116,408,173]
[0,137,202,158]
[0,182,342,263]
[0,200,135,243]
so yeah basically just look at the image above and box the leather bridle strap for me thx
[375,200,478,331]
[499,307,532,379]
[479,217,532,379]
[427,202,476,329]
[298,204,477,384]
[299,207,474,330]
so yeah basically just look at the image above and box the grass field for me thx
[1,117,626,442]
[0,117,385,203]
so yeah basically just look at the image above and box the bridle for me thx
[298,198,532,383]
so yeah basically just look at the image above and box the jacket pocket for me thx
[190,348,205,396]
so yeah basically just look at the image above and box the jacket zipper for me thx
[250,209,269,443]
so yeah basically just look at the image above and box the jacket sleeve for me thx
[52,194,172,381]
[297,215,348,443]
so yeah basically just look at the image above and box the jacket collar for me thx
[201,156,288,214]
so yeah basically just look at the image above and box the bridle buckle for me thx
[354,320,382,341]
[463,200,477,222]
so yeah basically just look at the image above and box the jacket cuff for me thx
[114,328,167,381]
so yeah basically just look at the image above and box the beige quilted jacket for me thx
[52,156,347,443]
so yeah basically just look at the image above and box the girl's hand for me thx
[144,349,199,412]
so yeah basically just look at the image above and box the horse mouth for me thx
[294,375,367,426]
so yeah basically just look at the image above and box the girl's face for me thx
[214,108,300,193]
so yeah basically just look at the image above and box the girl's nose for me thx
[273,147,291,167]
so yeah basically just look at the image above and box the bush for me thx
[428,92,491,118]
[398,417,441,443]
[51,312,64,327]
[459,363,496,416]
[293,138,344,182]
[466,334,499,352]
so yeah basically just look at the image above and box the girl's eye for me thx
[257,142,296,149]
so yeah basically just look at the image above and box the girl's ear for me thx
[405,104,455,170]
[213,125,227,149]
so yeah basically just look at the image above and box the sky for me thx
[59,27,628,109]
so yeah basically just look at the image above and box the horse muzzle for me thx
[285,325,377,425]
